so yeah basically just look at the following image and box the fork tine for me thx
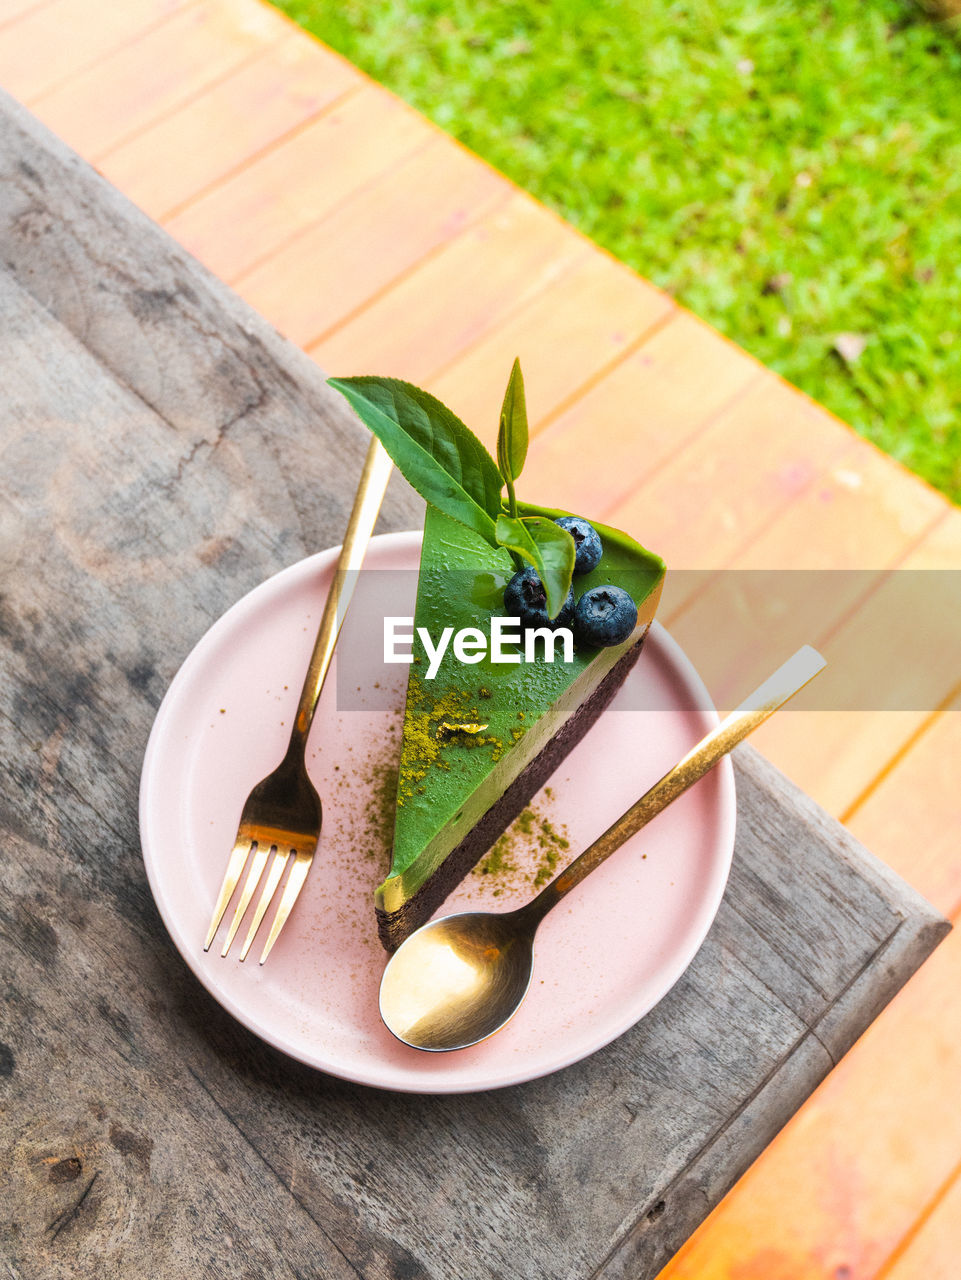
[238,847,290,962]
[220,841,270,958]
[258,849,313,965]
[204,840,254,952]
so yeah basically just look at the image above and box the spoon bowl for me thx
[379,911,535,1051]
[380,646,826,1053]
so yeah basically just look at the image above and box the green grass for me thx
[274,0,961,503]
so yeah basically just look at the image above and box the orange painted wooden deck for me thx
[2,0,958,1273]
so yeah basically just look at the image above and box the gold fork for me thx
[204,436,393,964]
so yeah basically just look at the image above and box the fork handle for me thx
[287,436,393,754]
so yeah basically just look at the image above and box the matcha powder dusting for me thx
[396,674,506,803]
[474,803,571,897]
[365,757,399,865]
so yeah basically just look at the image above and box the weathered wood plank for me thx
[0,89,421,541]
[0,90,949,1280]
[657,919,961,1280]
[0,836,364,1280]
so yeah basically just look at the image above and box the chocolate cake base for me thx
[376,630,649,951]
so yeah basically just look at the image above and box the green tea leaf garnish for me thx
[495,513,576,619]
[496,358,528,518]
[329,376,504,546]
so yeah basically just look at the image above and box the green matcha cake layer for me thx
[375,501,664,923]
[375,631,649,951]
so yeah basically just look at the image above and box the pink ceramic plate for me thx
[140,532,735,1093]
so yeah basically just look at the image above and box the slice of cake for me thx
[329,365,664,950]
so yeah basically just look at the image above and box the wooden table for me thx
[0,92,949,1280]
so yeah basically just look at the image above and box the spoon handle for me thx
[520,644,826,925]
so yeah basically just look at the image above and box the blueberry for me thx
[504,566,575,629]
[574,585,638,647]
[554,516,603,575]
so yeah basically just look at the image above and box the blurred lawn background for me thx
[274,0,961,503]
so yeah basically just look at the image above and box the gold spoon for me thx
[380,644,826,1052]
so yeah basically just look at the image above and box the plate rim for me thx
[140,531,736,1094]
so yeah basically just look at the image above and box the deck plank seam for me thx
[215,130,443,285]
[329,235,666,406]
[183,1065,367,1280]
[298,180,525,355]
[393,240,600,393]
[149,80,367,225]
[874,1145,961,1279]
[662,442,948,632]
[523,302,680,441]
[753,499,959,693]
[841,680,961,830]
[660,506,953,825]
[589,918,913,1280]
[86,24,293,166]
[665,898,961,1280]
[791,912,928,1069]
[840,893,961,1280]
[0,0,58,34]
[592,367,770,524]
[20,0,203,107]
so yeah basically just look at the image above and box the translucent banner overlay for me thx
[331,569,961,713]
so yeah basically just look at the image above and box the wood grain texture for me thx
[522,311,762,518]
[747,508,961,821]
[427,248,674,451]
[663,439,949,817]
[164,86,448,282]
[880,1161,961,1280]
[98,30,360,219]
[0,91,948,1280]
[848,695,961,918]
[715,436,946,573]
[309,190,587,379]
[0,0,190,102]
[659,919,961,1280]
[30,0,291,159]
[657,522,961,1280]
[0,0,55,26]
[0,0,52,24]
[234,136,512,347]
[607,372,854,574]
